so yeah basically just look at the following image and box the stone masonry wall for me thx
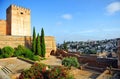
[7,5,31,36]
[56,50,118,68]
[0,36,56,57]
[0,20,6,35]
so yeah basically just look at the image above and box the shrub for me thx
[62,57,80,68]
[0,48,3,58]
[0,48,2,58]
[19,67,44,79]
[1,46,14,58]
[32,55,40,61]
[0,48,2,54]
[14,45,25,56]
[19,63,47,79]
[19,63,74,79]
[48,66,74,79]
[23,48,34,59]
[14,45,36,61]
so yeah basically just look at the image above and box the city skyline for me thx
[0,0,120,43]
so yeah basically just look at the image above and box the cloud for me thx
[56,22,62,26]
[80,30,97,33]
[106,2,120,15]
[61,14,72,20]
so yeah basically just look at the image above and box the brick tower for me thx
[6,4,31,36]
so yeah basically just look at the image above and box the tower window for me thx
[20,12,23,14]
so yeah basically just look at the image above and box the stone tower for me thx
[6,4,31,36]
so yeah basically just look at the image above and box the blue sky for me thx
[0,0,120,43]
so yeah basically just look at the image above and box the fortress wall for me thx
[45,36,56,57]
[0,4,56,58]
[0,36,56,57]
[57,50,118,68]
[0,20,6,35]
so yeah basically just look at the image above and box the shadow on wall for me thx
[24,36,32,49]
[50,50,55,55]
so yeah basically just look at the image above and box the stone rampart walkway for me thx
[40,56,62,66]
[0,69,10,79]
[0,57,32,79]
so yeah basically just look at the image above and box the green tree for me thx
[41,28,46,57]
[62,57,80,69]
[63,41,68,51]
[32,27,36,54]
[36,33,41,56]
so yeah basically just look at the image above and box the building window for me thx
[20,12,23,14]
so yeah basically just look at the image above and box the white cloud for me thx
[61,14,72,20]
[80,30,97,33]
[106,2,120,15]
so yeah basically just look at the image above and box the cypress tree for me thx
[36,33,41,56]
[32,27,36,54]
[41,28,46,57]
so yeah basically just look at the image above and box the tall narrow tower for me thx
[6,4,31,36]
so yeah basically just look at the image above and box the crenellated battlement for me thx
[8,4,30,13]
[6,4,31,36]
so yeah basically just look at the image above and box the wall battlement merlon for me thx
[10,4,30,12]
